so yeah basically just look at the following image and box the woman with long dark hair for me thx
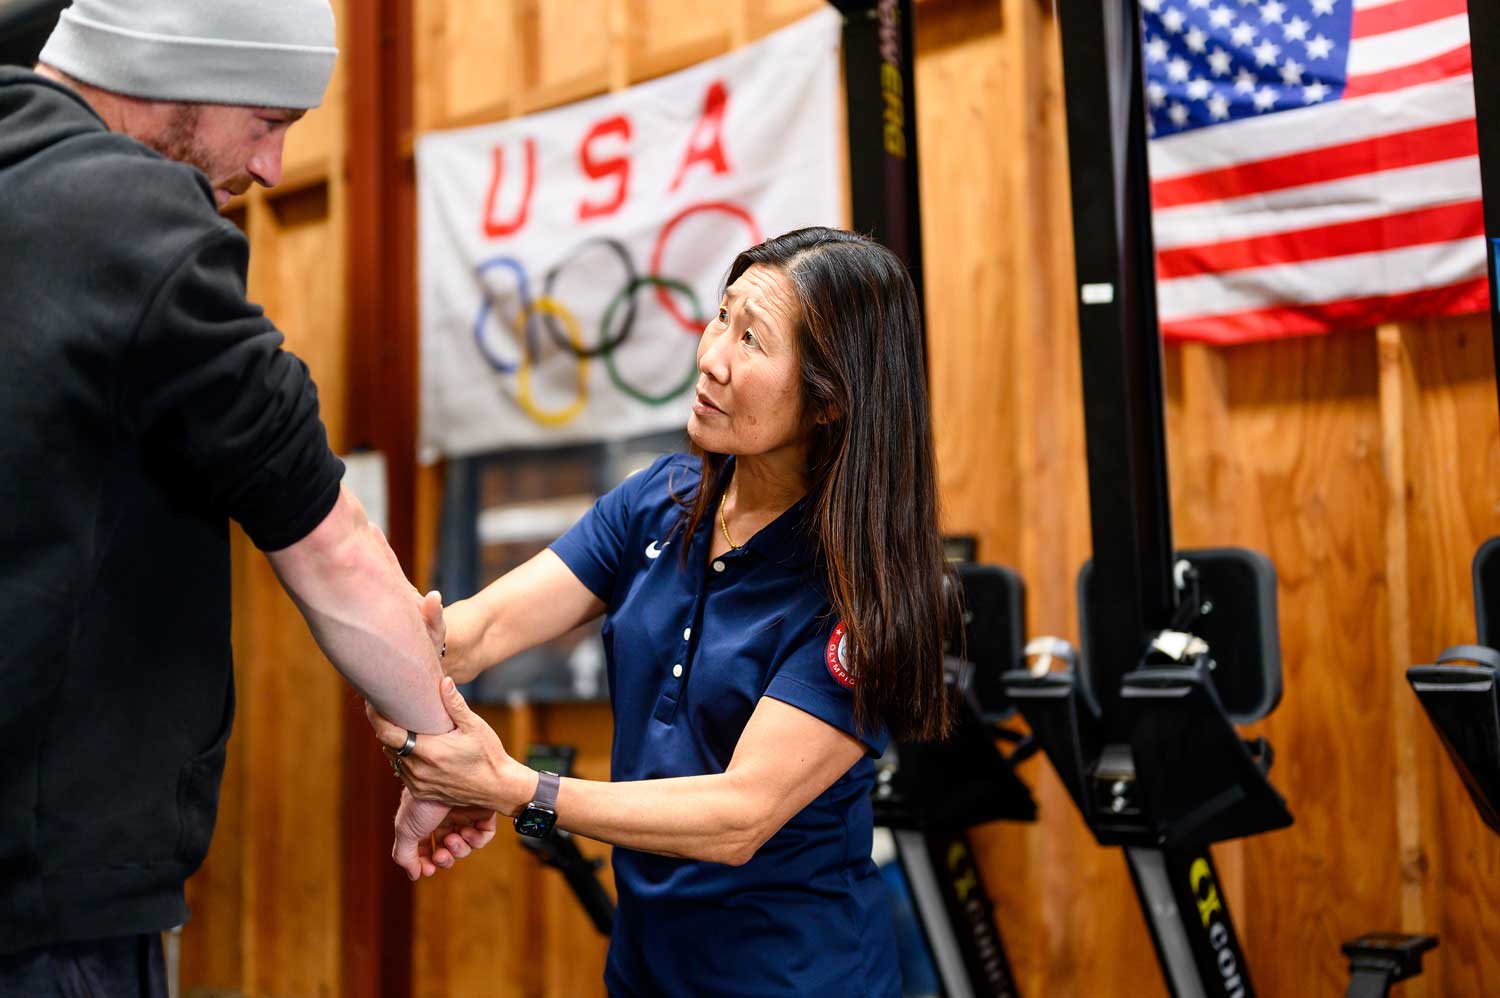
[369,227,957,996]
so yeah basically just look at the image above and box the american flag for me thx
[1144,0,1485,343]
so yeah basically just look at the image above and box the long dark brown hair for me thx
[676,227,956,741]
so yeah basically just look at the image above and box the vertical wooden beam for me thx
[1378,321,1444,997]
[346,0,418,995]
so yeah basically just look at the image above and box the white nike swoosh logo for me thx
[645,541,662,559]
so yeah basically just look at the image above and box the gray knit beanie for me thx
[38,0,337,109]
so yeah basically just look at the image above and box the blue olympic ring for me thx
[471,255,543,373]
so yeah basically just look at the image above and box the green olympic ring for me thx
[600,276,702,407]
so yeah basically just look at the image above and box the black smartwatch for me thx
[514,770,560,838]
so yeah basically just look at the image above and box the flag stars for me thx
[1230,22,1258,47]
[1279,57,1305,85]
[1234,68,1257,93]
[1253,85,1279,111]
[1167,56,1192,82]
[1146,36,1169,62]
[1161,6,1187,33]
[1185,26,1209,53]
[1310,0,1337,15]
[1187,76,1213,100]
[1253,39,1281,67]
[1303,80,1330,103]
[1169,101,1191,127]
[1305,33,1334,60]
[1147,80,1168,107]
[1282,15,1310,42]
[1208,94,1231,119]
[1208,47,1233,76]
[1260,0,1286,24]
[1142,0,1163,10]
[1209,4,1236,29]
[1188,0,1212,8]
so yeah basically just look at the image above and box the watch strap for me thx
[533,770,560,810]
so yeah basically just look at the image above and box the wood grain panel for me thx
[624,0,732,82]
[281,0,346,185]
[1400,314,1500,996]
[519,0,613,111]
[1167,333,1402,994]
[413,0,452,134]
[446,0,520,126]
[746,0,825,39]
[411,704,615,998]
[262,185,350,450]
[180,192,350,998]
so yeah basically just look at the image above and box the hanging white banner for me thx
[416,9,844,460]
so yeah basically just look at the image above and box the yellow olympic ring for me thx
[514,296,590,428]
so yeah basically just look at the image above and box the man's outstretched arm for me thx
[266,483,450,735]
[266,484,492,877]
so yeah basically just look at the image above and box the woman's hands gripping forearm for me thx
[369,682,867,867]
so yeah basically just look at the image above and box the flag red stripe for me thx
[1160,276,1491,343]
[1343,45,1473,99]
[1350,0,1469,38]
[1151,118,1478,209]
[1156,199,1484,279]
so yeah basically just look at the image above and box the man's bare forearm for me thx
[267,485,451,734]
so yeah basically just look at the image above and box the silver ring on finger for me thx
[396,729,417,758]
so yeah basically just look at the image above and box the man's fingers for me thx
[443,832,472,860]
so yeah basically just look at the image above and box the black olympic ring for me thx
[539,236,640,360]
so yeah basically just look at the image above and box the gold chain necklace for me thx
[719,491,739,550]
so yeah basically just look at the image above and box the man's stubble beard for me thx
[146,102,213,178]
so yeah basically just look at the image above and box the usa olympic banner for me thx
[417,9,843,459]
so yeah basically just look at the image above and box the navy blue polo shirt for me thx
[550,453,900,997]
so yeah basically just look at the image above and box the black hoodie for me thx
[0,67,344,951]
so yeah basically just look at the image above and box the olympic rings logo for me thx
[469,201,762,428]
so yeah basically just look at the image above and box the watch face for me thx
[515,804,557,838]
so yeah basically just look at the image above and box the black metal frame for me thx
[1468,0,1500,415]
[829,0,925,324]
[999,2,1294,995]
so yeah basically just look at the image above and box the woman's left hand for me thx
[367,677,527,816]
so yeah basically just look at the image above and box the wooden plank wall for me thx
[177,0,1500,995]
[179,2,354,996]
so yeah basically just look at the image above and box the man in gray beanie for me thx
[0,4,493,994]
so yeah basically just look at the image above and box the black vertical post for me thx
[1467,0,1500,427]
[831,0,926,326]
[1057,0,1177,723]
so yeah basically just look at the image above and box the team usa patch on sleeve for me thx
[825,620,854,689]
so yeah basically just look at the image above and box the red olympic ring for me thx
[649,201,762,334]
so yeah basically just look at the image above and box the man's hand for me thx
[391,788,498,880]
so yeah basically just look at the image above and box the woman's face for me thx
[688,263,808,464]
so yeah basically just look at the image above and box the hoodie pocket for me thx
[174,679,235,870]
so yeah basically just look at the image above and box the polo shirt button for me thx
[712,560,726,573]
[672,663,683,678]
[683,627,691,640]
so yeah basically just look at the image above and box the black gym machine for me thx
[995,1,1435,995]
